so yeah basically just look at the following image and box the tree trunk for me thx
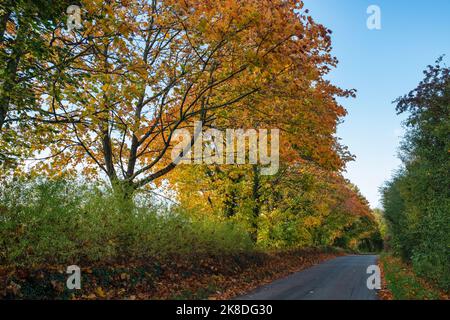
[0,19,23,131]
[250,165,261,243]
[111,179,136,201]
[0,6,11,43]
[224,187,238,218]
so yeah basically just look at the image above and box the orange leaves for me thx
[36,0,338,187]
[21,0,360,219]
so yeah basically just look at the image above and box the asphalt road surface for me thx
[237,255,379,300]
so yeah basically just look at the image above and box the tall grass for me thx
[0,178,253,267]
[380,253,445,299]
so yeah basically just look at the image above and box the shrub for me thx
[0,178,254,267]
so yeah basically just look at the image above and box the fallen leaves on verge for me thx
[0,249,343,300]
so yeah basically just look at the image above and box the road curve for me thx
[237,255,379,300]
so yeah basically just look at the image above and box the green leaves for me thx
[383,59,450,291]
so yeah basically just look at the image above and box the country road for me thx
[237,255,379,300]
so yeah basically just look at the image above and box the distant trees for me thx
[382,58,450,290]
[171,161,382,250]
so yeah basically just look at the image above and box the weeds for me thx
[0,178,253,267]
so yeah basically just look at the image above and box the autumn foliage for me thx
[0,0,381,299]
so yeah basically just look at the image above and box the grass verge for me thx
[379,253,449,300]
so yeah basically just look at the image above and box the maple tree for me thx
[171,160,381,249]
[163,0,366,245]
[0,0,382,248]
[0,0,385,300]
[164,1,374,247]
[25,0,341,195]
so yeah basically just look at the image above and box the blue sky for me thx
[302,0,450,208]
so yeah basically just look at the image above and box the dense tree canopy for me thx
[0,0,381,260]
[382,58,449,290]
[17,0,353,193]
[0,0,75,167]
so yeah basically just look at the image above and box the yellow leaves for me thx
[18,0,352,211]
[101,84,110,92]
[84,0,102,15]
[117,23,131,37]
[303,216,322,228]
[128,62,148,79]
[82,287,107,299]
[95,286,106,298]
